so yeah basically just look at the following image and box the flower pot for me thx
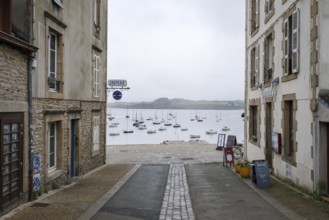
[234,164,240,173]
[240,166,250,178]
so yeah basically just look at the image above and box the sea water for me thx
[106,109,244,145]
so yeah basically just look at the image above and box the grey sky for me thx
[108,0,245,102]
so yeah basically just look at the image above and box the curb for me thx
[78,164,141,220]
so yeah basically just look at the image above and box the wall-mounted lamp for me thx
[256,83,263,89]
[271,77,279,85]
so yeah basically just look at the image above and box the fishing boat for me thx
[222,126,230,131]
[206,129,217,135]
[181,128,188,131]
[109,132,120,136]
[164,122,172,126]
[173,123,181,128]
[159,127,166,131]
[108,123,117,128]
[190,134,201,139]
[138,124,147,130]
[147,129,156,134]
[153,120,161,125]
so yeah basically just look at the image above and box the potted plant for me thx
[234,160,241,173]
[239,160,250,178]
[252,135,257,142]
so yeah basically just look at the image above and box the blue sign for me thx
[112,90,122,100]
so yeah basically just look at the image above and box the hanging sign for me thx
[112,90,122,100]
[108,79,127,87]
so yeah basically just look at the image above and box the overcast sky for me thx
[107,0,245,102]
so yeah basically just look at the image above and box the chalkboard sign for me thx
[226,135,237,148]
[217,134,226,150]
[254,161,271,188]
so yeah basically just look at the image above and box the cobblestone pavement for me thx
[106,141,222,165]
[159,164,195,220]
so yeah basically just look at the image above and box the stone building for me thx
[0,0,37,214]
[245,0,329,193]
[30,0,108,192]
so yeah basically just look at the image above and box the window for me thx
[93,54,101,97]
[264,33,273,84]
[250,0,259,34]
[53,0,63,8]
[93,116,99,152]
[250,44,259,88]
[48,31,60,92]
[0,0,11,33]
[283,10,299,75]
[282,95,296,165]
[94,0,100,30]
[249,103,259,143]
[48,30,63,92]
[265,0,274,15]
[49,122,57,172]
[284,100,294,156]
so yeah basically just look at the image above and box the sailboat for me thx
[123,117,133,133]
[173,113,181,128]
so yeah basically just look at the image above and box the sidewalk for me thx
[1,164,136,220]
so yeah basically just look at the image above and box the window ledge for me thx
[281,73,298,82]
[0,31,37,52]
[47,169,65,183]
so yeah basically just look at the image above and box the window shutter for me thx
[250,48,255,87]
[255,0,259,28]
[284,19,289,75]
[255,44,259,84]
[292,9,299,73]
[249,0,252,33]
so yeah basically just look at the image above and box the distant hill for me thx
[108,98,244,110]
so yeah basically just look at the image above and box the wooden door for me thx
[0,113,23,211]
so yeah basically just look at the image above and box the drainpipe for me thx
[27,0,36,201]
[28,55,34,201]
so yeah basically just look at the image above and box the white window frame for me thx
[284,9,299,75]
[265,0,273,15]
[94,0,100,28]
[93,116,100,152]
[94,54,100,97]
[49,31,58,91]
[48,122,57,172]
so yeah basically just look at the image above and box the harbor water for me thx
[106,109,244,145]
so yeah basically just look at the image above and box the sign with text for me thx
[108,79,127,87]
[254,161,271,188]
[226,135,237,148]
[216,134,226,150]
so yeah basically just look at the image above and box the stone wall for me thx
[32,98,106,189]
[0,44,28,103]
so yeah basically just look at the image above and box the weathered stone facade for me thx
[0,44,28,102]
[0,37,36,214]
[32,98,106,188]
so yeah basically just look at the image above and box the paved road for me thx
[90,142,289,219]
